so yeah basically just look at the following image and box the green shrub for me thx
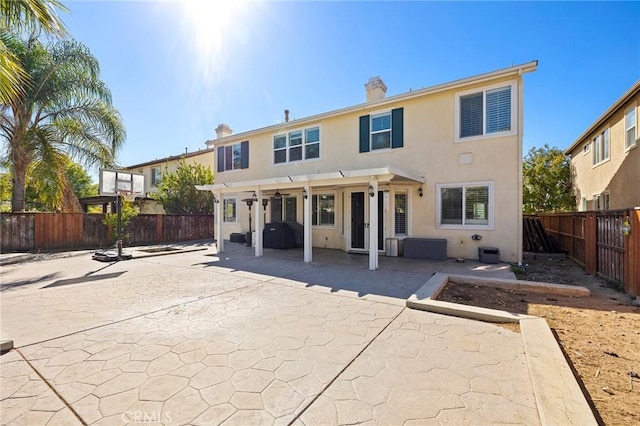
[102,199,139,243]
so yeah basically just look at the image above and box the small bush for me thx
[102,199,139,243]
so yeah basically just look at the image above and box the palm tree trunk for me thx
[11,161,27,212]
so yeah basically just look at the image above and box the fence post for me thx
[584,212,597,275]
[624,208,640,297]
[156,214,163,243]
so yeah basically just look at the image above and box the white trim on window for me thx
[454,81,517,143]
[223,196,237,223]
[370,111,392,151]
[393,190,408,237]
[272,124,321,165]
[594,191,610,211]
[625,106,637,150]
[311,192,336,228]
[436,181,494,230]
[592,128,610,167]
[150,167,162,187]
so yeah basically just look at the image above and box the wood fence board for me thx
[525,210,634,297]
[1,213,214,253]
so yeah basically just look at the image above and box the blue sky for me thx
[61,1,639,171]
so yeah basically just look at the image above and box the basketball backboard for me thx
[99,169,145,197]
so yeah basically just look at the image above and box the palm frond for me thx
[0,0,69,37]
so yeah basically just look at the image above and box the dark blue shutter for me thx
[217,147,224,172]
[240,141,249,169]
[359,115,370,153]
[391,108,403,148]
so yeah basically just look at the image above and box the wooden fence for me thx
[0,213,214,253]
[526,208,640,297]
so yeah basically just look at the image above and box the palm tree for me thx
[1,35,125,212]
[1,0,69,103]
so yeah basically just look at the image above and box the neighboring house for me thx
[125,149,215,214]
[197,61,537,269]
[565,81,639,211]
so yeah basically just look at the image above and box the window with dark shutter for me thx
[217,147,224,172]
[359,115,370,153]
[391,108,404,148]
[224,146,233,171]
[240,141,249,169]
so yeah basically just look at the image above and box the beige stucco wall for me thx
[568,93,639,210]
[211,74,525,262]
[129,151,215,197]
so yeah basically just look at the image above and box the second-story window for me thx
[592,128,610,166]
[371,113,391,150]
[456,84,514,140]
[151,167,162,187]
[217,141,249,172]
[626,107,637,149]
[273,126,320,164]
[359,108,404,153]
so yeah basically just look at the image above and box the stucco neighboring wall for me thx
[127,150,215,196]
[568,92,639,210]
[212,73,525,262]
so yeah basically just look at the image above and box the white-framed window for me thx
[436,181,494,230]
[580,196,587,212]
[625,106,637,149]
[595,192,610,211]
[394,192,407,236]
[305,127,320,159]
[602,192,610,210]
[223,197,237,222]
[371,112,391,150]
[217,141,249,172]
[359,108,403,153]
[151,167,162,186]
[270,196,297,222]
[455,82,516,141]
[273,126,320,164]
[312,193,335,226]
[592,128,610,166]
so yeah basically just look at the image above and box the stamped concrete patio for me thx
[1,241,550,425]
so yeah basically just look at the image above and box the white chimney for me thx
[365,76,387,102]
[215,123,233,139]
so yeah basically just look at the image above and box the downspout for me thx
[517,70,524,265]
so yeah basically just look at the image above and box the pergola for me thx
[197,166,424,270]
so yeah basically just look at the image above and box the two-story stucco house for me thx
[198,61,538,269]
[565,80,639,211]
[126,149,215,213]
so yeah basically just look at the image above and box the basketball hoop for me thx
[120,190,136,203]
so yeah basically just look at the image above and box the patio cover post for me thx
[216,191,224,253]
[255,189,263,257]
[369,180,378,270]
[304,183,312,263]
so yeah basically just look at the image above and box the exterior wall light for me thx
[418,186,423,197]
[368,185,375,197]
[274,190,282,200]
[252,191,258,202]
[303,188,308,199]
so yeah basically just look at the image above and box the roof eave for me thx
[565,80,640,155]
[208,60,538,147]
